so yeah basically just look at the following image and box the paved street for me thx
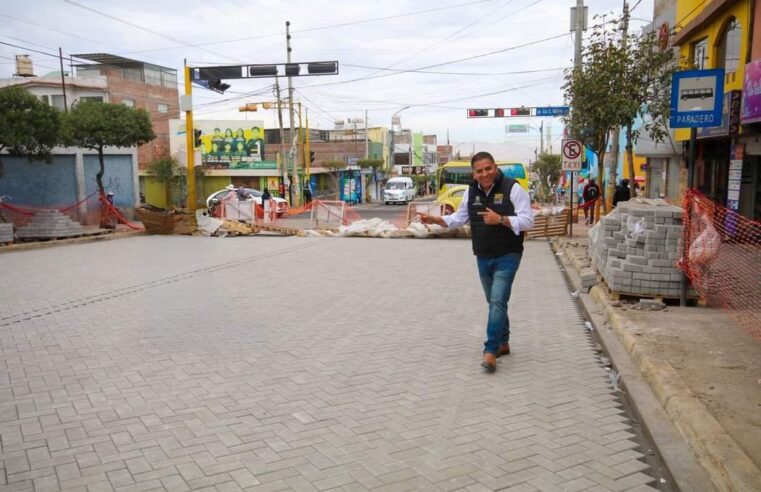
[1,236,659,491]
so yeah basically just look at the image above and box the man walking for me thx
[582,178,601,224]
[418,152,534,373]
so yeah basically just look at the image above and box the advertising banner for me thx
[742,59,761,123]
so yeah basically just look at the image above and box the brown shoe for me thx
[481,353,497,373]
[497,343,510,357]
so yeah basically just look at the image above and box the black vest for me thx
[468,173,524,257]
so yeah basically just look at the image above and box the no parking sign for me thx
[561,139,582,171]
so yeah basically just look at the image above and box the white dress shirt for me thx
[442,181,534,234]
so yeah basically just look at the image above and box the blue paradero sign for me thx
[535,106,570,117]
[670,69,725,128]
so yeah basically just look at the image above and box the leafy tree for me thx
[321,159,346,198]
[532,153,561,203]
[146,156,182,208]
[357,158,384,170]
[564,14,677,210]
[0,85,61,180]
[62,101,155,196]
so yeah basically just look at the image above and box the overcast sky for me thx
[1,0,653,161]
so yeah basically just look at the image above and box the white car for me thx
[206,187,289,217]
[383,177,417,205]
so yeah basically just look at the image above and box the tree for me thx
[62,101,155,196]
[532,153,561,203]
[0,85,61,180]
[564,14,677,211]
[356,158,384,170]
[322,159,346,198]
[145,156,182,208]
[564,16,633,215]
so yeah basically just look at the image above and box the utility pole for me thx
[364,109,369,158]
[540,121,544,154]
[274,79,287,198]
[571,0,587,235]
[286,21,299,206]
[609,1,629,200]
[58,48,68,112]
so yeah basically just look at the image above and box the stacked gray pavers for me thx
[16,209,85,240]
[0,223,13,243]
[590,198,693,298]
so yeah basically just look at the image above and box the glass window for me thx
[144,66,161,86]
[39,95,49,105]
[50,94,66,110]
[716,19,741,73]
[692,38,708,69]
[157,103,169,113]
[161,70,178,89]
[80,96,104,104]
[122,98,135,108]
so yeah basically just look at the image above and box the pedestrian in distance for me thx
[417,151,534,373]
[612,178,631,207]
[582,178,601,224]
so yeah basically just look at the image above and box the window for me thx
[80,96,104,103]
[157,103,169,113]
[39,95,49,105]
[122,98,135,108]
[716,18,741,74]
[692,38,708,69]
[50,94,66,110]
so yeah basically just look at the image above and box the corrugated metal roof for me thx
[73,53,175,72]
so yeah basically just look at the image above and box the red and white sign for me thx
[561,139,582,171]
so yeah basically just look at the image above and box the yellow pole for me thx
[305,107,311,182]
[184,65,196,212]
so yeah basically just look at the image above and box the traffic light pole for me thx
[275,79,287,199]
[286,21,300,207]
[184,63,197,212]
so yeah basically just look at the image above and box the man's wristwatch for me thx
[498,215,506,225]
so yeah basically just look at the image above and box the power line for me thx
[342,63,568,76]
[299,32,569,90]
[61,0,246,63]
[118,0,498,54]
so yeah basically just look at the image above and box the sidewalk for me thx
[553,233,761,492]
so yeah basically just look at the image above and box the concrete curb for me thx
[0,230,145,254]
[590,285,761,492]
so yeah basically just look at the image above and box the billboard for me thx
[170,119,268,169]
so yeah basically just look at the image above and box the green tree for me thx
[62,101,155,196]
[146,156,182,208]
[532,153,561,203]
[322,159,346,199]
[356,158,384,170]
[0,85,61,180]
[564,14,677,210]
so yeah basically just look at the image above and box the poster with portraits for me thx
[170,119,272,170]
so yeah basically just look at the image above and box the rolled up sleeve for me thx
[507,184,534,234]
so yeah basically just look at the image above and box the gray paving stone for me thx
[0,237,658,491]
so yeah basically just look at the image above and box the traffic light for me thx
[193,129,202,148]
[207,76,231,94]
[494,108,505,117]
[467,109,489,118]
[510,107,530,116]
[238,103,258,112]
[309,150,315,163]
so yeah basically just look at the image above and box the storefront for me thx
[738,59,761,220]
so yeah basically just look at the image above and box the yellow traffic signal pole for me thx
[184,64,196,212]
[305,107,311,182]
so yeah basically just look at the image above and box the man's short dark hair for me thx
[471,151,496,167]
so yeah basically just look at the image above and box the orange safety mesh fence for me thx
[99,195,144,231]
[0,192,102,227]
[679,189,761,340]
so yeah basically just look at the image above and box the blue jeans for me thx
[476,253,522,355]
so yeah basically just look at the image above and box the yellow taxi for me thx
[436,185,468,215]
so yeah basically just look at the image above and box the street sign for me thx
[506,124,529,133]
[670,69,725,128]
[535,106,570,117]
[561,139,582,171]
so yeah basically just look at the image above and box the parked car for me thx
[206,187,288,217]
[436,185,467,215]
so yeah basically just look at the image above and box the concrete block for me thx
[629,255,647,265]
[640,299,666,311]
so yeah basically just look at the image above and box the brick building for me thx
[73,54,179,169]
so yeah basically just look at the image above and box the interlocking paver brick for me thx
[1,237,659,491]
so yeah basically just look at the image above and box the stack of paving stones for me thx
[15,209,84,240]
[0,222,13,243]
[590,198,695,298]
